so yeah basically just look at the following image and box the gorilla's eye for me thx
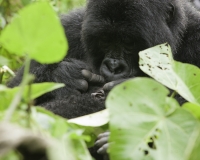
[166,3,175,24]
[123,38,135,50]
[100,35,109,42]
[123,37,132,45]
[99,35,110,46]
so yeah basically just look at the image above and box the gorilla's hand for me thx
[82,69,106,100]
[52,60,104,94]
[95,132,110,155]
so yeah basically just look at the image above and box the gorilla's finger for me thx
[82,70,105,84]
[103,79,128,91]
[97,143,109,155]
[75,79,88,92]
[95,137,108,147]
[98,132,110,139]
[95,132,110,147]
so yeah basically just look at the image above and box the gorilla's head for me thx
[82,0,187,82]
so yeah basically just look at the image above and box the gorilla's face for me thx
[82,0,186,82]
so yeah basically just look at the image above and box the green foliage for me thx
[183,103,200,120]
[0,83,64,110]
[0,0,86,81]
[0,0,200,159]
[139,43,200,104]
[69,109,109,127]
[0,2,68,63]
[0,2,95,160]
[0,0,86,27]
[30,108,93,160]
[106,78,200,160]
[102,43,200,160]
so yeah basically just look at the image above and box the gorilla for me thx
[8,0,200,159]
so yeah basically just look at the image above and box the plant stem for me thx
[170,91,177,98]
[27,78,33,127]
[0,68,4,84]
[4,56,32,122]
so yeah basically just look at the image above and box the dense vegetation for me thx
[0,1,200,160]
[0,0,86,83]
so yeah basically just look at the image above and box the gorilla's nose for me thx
[100,58,129,81]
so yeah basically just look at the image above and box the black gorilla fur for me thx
[8,0,200,159]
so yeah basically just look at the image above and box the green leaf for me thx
[185,128,200,160]
[48,131,93,160]
[139,43,200,104]
[182,103,200,120]
[106,78,199,160]
[68,109,109,127]
[31,107,69,137]
[0,82,64,110]
[0,84,7,91]
[31,107,93,160]
[68,110,109,147]
[0,2,68,63]
[174,62,200,104]
[0,55,9,66]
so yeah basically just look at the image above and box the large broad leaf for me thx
[0,2,68,63]
[106,78,200,160]
[139,43,200,104]
[0,82,64,110]
[185,128,200,160]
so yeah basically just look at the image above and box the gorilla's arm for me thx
[40,94,105,119]
[8,58,106,117]
[8,59,90,93]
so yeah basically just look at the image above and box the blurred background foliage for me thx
[0,0,86,27]
[0,0,86,83]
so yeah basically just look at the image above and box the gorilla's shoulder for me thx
[59,8,86,59]
[60,8,85,26]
